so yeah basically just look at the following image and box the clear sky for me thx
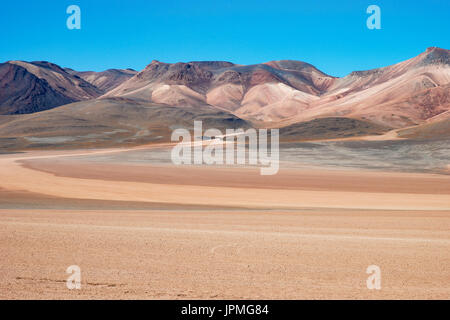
[1,0,448,77]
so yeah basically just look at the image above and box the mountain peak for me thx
[426,46,443,53]
[418,47,449,66]
[264,60,332,78]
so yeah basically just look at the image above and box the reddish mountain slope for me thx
[1,48,448,143]
[105,48,450,128]
[104,60,335,117]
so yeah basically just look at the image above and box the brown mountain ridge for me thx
[0,47,448,149]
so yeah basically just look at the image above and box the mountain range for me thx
[0,47,449,149]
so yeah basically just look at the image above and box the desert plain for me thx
[0,140,449,300]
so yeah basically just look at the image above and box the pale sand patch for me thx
[0,147,449,299]
[0,147,449,210]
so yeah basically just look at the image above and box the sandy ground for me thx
[0,146,449,299]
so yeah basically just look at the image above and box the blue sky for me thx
[1,0,448,77]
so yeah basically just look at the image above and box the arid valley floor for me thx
[1,0,449,301]
[0,141,449,299]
